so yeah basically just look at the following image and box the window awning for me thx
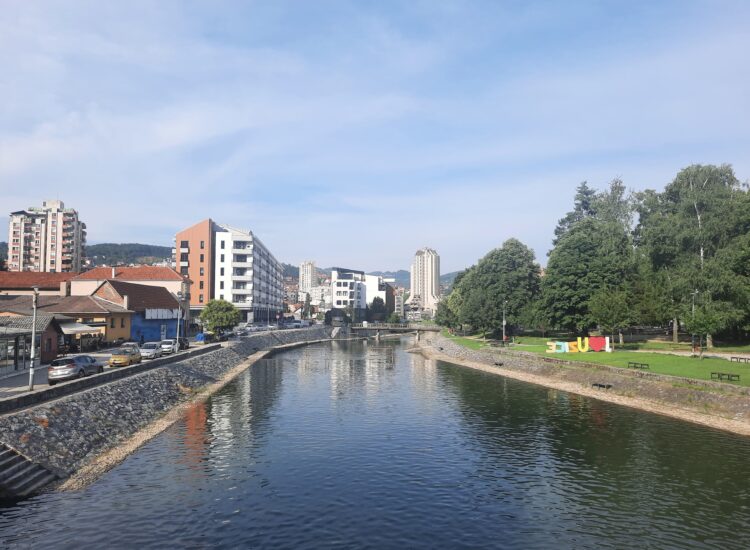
[60,322,101,335]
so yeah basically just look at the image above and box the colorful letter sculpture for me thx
[546,336,611,353]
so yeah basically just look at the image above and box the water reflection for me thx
[1,339,749,549]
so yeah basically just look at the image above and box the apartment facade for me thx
[330,267,367,321]
[7,200,86,272]
[407,247,441,315]
[299,260,316,295]
[175,219,283,323]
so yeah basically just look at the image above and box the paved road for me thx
[0,348,194,400]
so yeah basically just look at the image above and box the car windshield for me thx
[113,350,130,356]
[161,341,173,345]
[51,358,74,366]
[142,343,158,349]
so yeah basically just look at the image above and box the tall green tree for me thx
[199,299,241,332]
[589,288,631,346]
[635,164,750,345]
[451,238,541,337]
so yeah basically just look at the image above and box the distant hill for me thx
[86,243,172,266]
[440,270,461,291]
[282,263,299,278]
[368,270,410,288]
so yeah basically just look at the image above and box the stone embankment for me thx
[0,327,332,498]
[420,332,750,436]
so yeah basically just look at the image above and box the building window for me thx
[121,318,125,328]
[199,294,204,303]
[180,253,188,262]
[220,254,224,262]
[200,241,205,249]
[220,294,224,300]
[221,241,225,249]
[180,267,189,275]
[200,268,204,276]
[220,268,224,276]
[181,240,188,248]
[199,281,204,290]
[200,254,204,263]
[110,318,115,329]
[220,281,224,290]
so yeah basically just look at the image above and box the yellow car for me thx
[109,348,142,367]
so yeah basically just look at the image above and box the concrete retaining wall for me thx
[0,327,332,483]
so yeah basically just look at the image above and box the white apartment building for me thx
[212,224,283,324]
[299,260,316,295]
[7,200,86,273]
[394,290,405,319]
[406,247,440,315]
[308,285,331,310]
[330,267,367,321]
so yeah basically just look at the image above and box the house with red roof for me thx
[92,280,182,342]
[0,271,77,296]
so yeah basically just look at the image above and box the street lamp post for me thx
[502,300,508,343]
[28,286,39,391]
[176,291,183,351]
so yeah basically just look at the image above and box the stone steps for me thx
[0,443,57,499]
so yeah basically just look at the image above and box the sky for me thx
[1,1,749,273]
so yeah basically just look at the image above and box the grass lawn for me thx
[445,331,750,387]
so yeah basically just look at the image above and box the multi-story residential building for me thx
[394,289,405,320]
[7,200,86,272]
[299,260,316,295]
[406,247,441,316]
[175,220,283,324]
[364,274,396,313]
[308,285,331,310]
[330,267,367,321]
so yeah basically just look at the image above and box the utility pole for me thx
[175,291,183,350]
[28,286,39,391]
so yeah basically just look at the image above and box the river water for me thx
[1,338,750,548]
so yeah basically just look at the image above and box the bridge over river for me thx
[350,323,440,341]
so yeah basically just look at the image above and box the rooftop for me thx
[0,272,78,290]
[73,266,185,282]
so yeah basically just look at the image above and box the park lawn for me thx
[441,330,489,350]
[544,350,750,387]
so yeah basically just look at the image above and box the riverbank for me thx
[0,327,334,498]
[418,332,750,437]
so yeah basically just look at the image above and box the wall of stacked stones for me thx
[0,327,332,478]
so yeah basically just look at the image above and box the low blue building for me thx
[93,280,184,343]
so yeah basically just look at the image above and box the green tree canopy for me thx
[199,299,241,332]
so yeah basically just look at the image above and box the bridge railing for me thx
[350,323,439,331]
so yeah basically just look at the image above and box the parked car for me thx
[160,339,178,354]
[178,337,190,350]
[140,342,163,360]
[109,348,142,367]
[48,355,103,385]
[121,342,140,351]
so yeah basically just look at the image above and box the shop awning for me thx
[60,322,101,335]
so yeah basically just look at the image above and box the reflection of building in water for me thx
[327,341,398,403]
[180,401,209,474]
[409,353,441,411]
[206,359,284,456]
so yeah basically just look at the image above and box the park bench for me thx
[730,356,750,364]
[493,361,504,366]
[489,342,507,348]
[627,361,650,370]
[592,383,613,390]
[711,372,740,382]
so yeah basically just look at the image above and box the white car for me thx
[140,342,163,360]
[160,339,178,354]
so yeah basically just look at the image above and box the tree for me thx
[589,288,631,346]
[302,293,312,319]
[199,299,240,332]
[451,238,541,337]
[635,164,750,345]
[367,297,388,322]
[684,299,739,357]
[386,312,402,324]
[435,300,459,329]
[553,182,598,245]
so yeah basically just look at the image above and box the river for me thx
[1,338,749,548]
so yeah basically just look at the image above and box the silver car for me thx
[140,342,163,360]
[48,355,103,385]
[160,339,177,354]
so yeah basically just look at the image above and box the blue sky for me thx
[1,1,749,273]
